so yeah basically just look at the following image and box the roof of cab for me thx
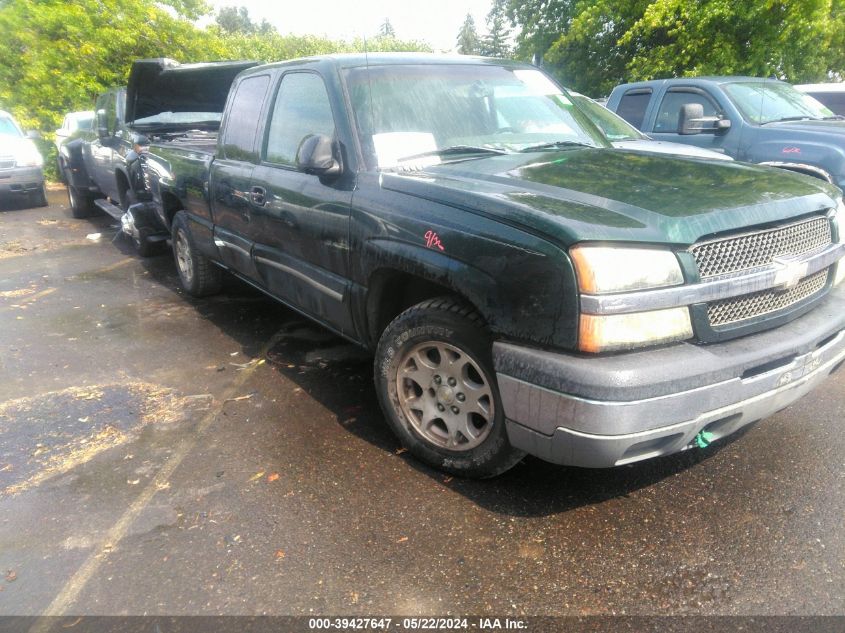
[244,52,532,73]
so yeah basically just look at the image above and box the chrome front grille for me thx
[690,215,832,279]
[707,269,829,326]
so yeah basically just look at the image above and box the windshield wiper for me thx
[396,145,508,163]
[822,115,845,121]
[761,115,817,125]
[519,140,598,152]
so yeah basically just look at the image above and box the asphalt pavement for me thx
[0,187,843,618]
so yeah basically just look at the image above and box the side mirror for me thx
[678,103,731,135]
[296,134,341,178]
[96,109,110,139]
[25,130,41,140]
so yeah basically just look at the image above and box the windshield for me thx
[724,81,834,124]
[344,64,608,169]
[71,113,94,131]
[569,93,646,141]
[0,115,22,137]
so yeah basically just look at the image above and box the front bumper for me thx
[495,284,845,468]
[0,166,44,195]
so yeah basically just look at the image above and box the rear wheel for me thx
[171,210,221,296]
[67,185,95,218]
[374,297,524,478]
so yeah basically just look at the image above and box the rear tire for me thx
[67,185,95,218]
[171,210,221,296]
[374,297,524,478]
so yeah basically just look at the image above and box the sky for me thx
[203,0,494,52]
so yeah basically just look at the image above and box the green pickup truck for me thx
[131,55,845,477]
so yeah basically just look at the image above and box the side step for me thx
[94,198,125,220]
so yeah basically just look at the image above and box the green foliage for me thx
[511,0,845,98]
[378,18,396,38]
[456,13,481,55]
[481,0,512,58]
[215,5,274,35]
[505,0,574,61]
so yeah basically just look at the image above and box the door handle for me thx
[250,186,267,206]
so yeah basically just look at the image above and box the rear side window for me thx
[265,72,336,167]
[809,91,845,116]
[654,90,719,132]
[222,75,270,161]
[616,89,651,129]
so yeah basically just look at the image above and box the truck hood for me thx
[764,119,845,138]
[381,148,838,246]
[126,58,259,131]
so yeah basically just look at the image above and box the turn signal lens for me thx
[579,307,693,353]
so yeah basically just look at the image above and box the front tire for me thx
[374,297,524,478]
[67,185,95,218]
[171,210,221,296]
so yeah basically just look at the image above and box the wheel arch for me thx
[364,265,488,349]
[758,161,835,183]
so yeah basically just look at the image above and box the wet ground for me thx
[0,188,843,617]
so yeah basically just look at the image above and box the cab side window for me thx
[222,75,271,161]
[654,90,719,132]
[616,89,652,129]
[265,72,336,167]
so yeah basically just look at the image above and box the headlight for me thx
[579,308,693,353]
[572,244,691,352]
[570,245,684,294]
[16,142,43,168]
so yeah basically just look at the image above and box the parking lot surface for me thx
[0,189,843,617]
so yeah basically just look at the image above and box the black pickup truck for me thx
[133,54,845,478]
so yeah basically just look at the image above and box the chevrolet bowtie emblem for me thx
[773,257,809,289]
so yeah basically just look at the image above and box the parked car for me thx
[606,77,845,186]
[54,110,94,182]
[54,110,94,151]
[131,55,844,478]
[0,110,47,207]
[795,83,845,116]
[569,91,732,160]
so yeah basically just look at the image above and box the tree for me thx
[378,18,395,38]
[535,0,845,97]
[0,0,225,134]
[505,0,575,62]
[456,13,481,55]
[215,5,274,35]
[480,0,512,58]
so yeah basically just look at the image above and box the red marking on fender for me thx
[424,230,445,251]
[782,146,801,154]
